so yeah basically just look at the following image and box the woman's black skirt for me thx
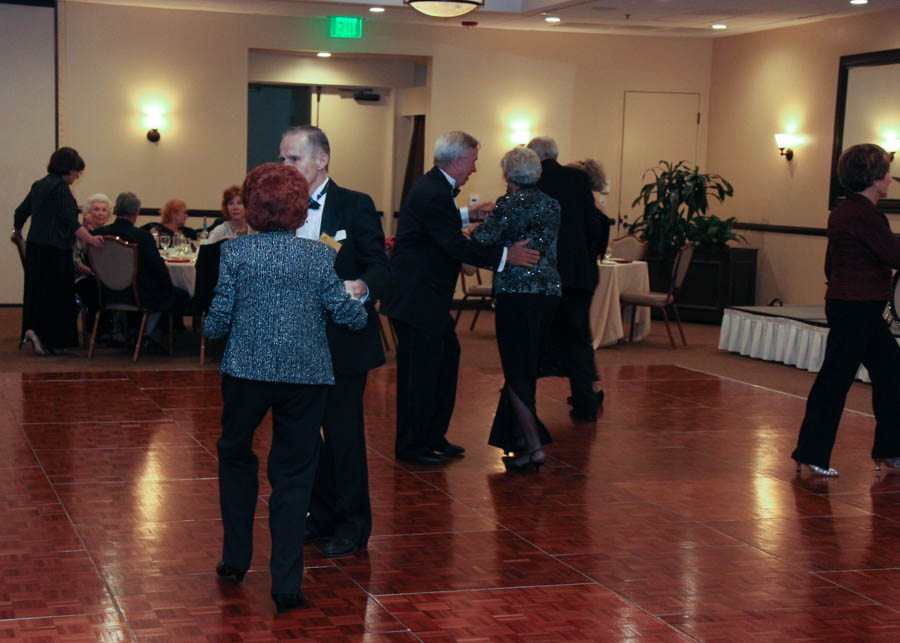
[22,242,78,349]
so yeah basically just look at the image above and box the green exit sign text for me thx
[329,16,363,39]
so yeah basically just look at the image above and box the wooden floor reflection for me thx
[1,363,899,641]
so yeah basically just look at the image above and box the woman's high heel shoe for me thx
[20,330,48,356]
[794,460,839,477]
[874,458,900,472]
[504,448,545,473]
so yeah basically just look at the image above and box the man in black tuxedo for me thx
[280,126,390,558]
[528,136,610,422]
[92,192,189,346]
[382,130,540,465]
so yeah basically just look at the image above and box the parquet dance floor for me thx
[2,364,900,641]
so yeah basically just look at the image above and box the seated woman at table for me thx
[74,193,113,335]
[204,162,366,612]
[144,198,198,240]
[470,146,561,472]
[208,185,253,243]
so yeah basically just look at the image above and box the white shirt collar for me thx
[437,167,456,190]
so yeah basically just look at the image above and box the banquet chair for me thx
[609,234,648,261]
[455,265,493,331]
[193,241,223,364]
[87,235,172,361]
[619,242,694,349]
[11,234,90,347]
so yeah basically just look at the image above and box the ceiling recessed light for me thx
[369,6,385,12]
[545,16,560,23]
[850,0,868,5]
[317,52,332,58]
[712,24,727,30]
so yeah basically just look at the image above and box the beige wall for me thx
[708,9,900,305]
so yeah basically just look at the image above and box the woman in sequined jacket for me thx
[204,162,366,613]
[471,146,561,472]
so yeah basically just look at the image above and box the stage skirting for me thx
[718,305,900,384]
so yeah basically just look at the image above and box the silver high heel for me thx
[21,330,47,356]
[794,460,839,477]
[874,458,900,472]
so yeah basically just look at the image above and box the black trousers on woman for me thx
[22,242,78,348]
[792,300,900,469]
[217,375,327,594]
[488,293,560,453]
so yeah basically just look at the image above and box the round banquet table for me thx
[589,259,652,348]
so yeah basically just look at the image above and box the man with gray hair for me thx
[382,130,540,465]
[92,192,188,349]
[528,136,610,422]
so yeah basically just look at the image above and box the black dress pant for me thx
[307,371,372,545]
[393,318,460,459]
[488,293,559,452]
[217,374,327,594]
[22,242,78,349]
[792,300,900,468]
[552,287,597,417]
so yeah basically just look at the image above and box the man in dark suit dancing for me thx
[528,136,610,422]
[280,126,390,558]
[382,130,540,465]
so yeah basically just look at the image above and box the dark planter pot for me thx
[645,247,758,324]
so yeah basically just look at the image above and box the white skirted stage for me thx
[718,305,900,384]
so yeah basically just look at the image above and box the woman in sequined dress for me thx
[204,162,366,613]
[471,147,561,472]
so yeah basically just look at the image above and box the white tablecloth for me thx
[590,260,652,348]
[718,307,883,383]
[165,258,196,297]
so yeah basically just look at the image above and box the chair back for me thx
[10,235,26,270]
[669,243,695,295]
[609,235,647,261]
[194,240,223,313]
[88,236,140,305]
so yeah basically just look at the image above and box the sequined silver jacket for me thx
[471,187,562,296]
[204,231,367,384]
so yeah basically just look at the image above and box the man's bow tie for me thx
[308,197,321,210]
[452,187,460,198]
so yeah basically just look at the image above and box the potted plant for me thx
[628,161,755,323]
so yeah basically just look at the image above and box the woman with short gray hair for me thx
[471,146,561,472]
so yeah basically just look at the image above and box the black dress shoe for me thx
[399,453,446,465]
[569,408,597,422]
[433,441,466,457]
[272,591,307,613]
[322,537,362,558]
[567,390,605,407]
[216,561,247,582]
[303,525,332,544]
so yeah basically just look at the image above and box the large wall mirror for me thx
[830,48,900,213]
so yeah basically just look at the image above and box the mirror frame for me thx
[829,47,900,213]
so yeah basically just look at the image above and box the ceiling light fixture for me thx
[545,16,561,23]
[317,52,332,58]
[850,0,868,5]
[712,24,727,30]
[404,0,483,18]
[369,6,385,12]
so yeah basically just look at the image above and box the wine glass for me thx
[159,235,171,254]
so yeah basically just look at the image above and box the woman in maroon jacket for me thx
[792,144,900,476]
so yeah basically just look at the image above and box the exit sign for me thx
[329,16,363,39]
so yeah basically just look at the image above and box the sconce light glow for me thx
[510,121,532,145]
[882,136,900,153]
[143,105,165,142]
[775,133,803,161]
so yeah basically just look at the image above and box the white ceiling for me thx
[72,0,900,37]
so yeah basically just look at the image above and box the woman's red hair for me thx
[221,185,241,218]
[243,163,309,232]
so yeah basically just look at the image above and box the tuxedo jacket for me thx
[382,166,503,334]
[92,218,174,311]
[536,159,610,292]
[320,180,391,375]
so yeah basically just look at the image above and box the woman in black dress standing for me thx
[471,146,561,471]
[12,147,103,355]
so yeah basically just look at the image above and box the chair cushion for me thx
[620,290,673,307]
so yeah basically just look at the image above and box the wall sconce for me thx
[882,137,899,161]
[774,133,801,161]
[144,106,165,143]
